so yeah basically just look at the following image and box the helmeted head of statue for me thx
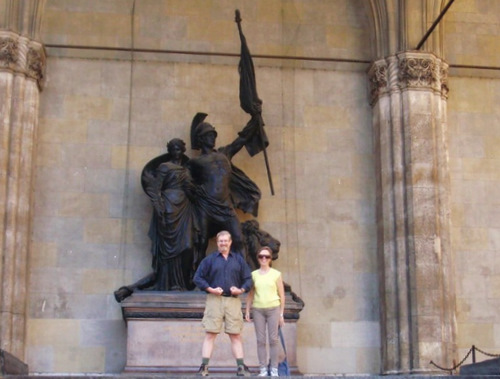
[191,112,219,150]
[192,122,218,149]
[195,122,217,138]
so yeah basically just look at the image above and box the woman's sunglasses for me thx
[257,255,271,260]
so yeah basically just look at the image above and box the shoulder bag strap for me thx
[278,326,287,356]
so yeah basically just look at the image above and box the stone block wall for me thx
[445,0,500,68]
[430,0,500,371]
[41,0,373,64]
[448,76,500,366]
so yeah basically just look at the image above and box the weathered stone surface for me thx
[369,52,455,374]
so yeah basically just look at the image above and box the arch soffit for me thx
[0,0,46,41]
[364,0,447,60]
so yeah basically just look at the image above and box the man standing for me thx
[193,230,253,376]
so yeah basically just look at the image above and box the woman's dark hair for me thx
[259,246,273,255]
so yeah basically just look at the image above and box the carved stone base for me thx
[121,291,304,374]
[0,349,29,375]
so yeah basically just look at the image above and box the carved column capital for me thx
[0,32,46,90]
[396,51,447,96]
[0,35,19,70]
[367,59,388,106]
[440,61,450,99]
[368,52,449,106]
[26,42,46,90]
[398,56,437,88]
[396,52,449,99]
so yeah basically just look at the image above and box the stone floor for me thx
[2,375,498,378]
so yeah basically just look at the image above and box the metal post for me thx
[416,0,456,50]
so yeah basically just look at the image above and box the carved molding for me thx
[26,45,46,89]
[122,310,300,320]
[440,62,449,99]
[368,52,449,106]
[121,291,304,323]
[397,53,449,97]
[398,56,437,89]
[367,60,388,106]
[0,37,18,70]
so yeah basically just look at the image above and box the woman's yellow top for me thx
[251,268,281,309]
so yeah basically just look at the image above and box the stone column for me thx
[0,30,45,361]
[368,51,456,374]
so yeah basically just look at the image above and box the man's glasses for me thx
[257,255,271,260]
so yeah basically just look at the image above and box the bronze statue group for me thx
[114,112,277,297]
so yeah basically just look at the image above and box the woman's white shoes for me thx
[258,367,268,376]
[258,366,279,376]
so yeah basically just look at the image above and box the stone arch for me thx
[0,0,46,40]
[364,0,448,59]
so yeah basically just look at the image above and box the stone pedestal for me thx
[460,357,500,376]
[0,349,29,375]
[121,291,304,374]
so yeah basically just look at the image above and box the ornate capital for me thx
[0,37,19,70]
[0,33,46,90]
[397,56,437,89]
[440,62,449,99]
[367,59,388,106]
[368,52,449,106]
[27,44,46,90]
[396,52,448,97]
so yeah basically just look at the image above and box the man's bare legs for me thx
[228,333,244,359]
[201,332,244,360]
[201,332,218,359]
[229,333,251,376]
[197,332,217,376]
[198,332,250,376]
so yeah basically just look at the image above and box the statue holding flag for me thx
[186,9,274,266]
[114,9,274,300]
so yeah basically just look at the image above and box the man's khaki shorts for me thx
[202,294,243,334]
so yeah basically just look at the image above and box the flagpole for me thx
[235,10,275,196]
[257,114,275,196]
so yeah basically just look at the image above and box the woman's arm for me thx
[277,274,285,326]
[244,287,255,322]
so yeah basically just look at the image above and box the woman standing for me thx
[245,247,285,376]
